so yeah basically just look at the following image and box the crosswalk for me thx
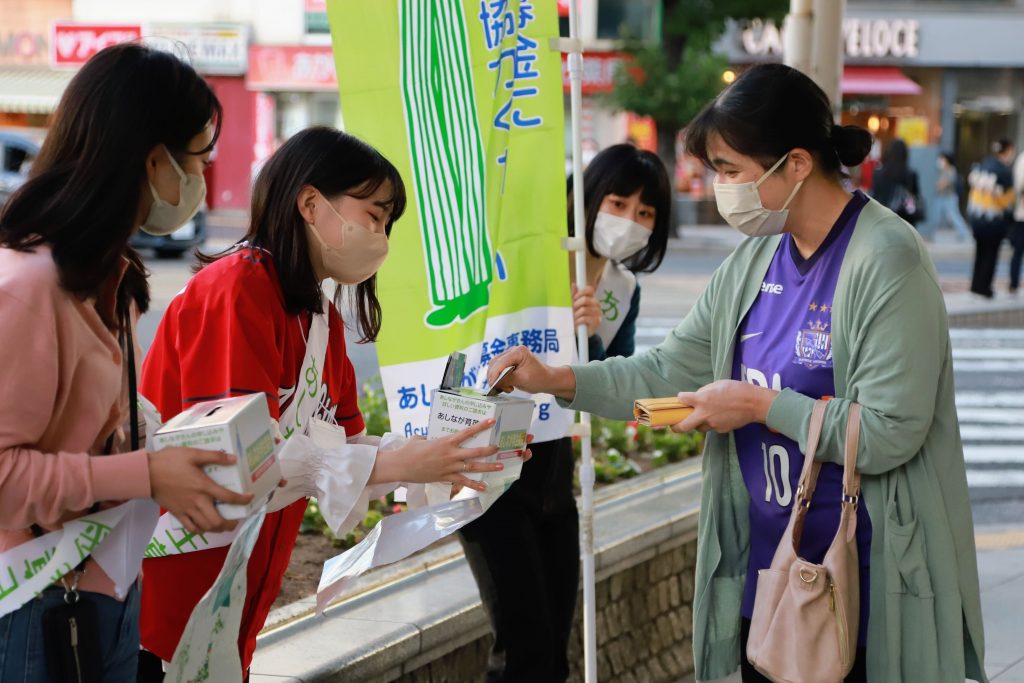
[634,323,1024,492]
[950,328,1024,491]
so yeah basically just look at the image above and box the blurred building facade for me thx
[2,0,1022,215]
[715,0,1024,231]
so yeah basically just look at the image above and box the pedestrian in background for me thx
[487,63,985,683]
[458,143,672,683]
[1009,146,1024,295]
[870,138,924,228]
[935,152,971,242]
[967,139,1016,298]
[0,43,250,681]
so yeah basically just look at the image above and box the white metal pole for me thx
[566,0,598,680]
[783,0,814,75]
[811,0,846,117]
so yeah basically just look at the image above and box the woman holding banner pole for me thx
[457,143,671,683]
[0,44,251,680]
[136,127,510,678]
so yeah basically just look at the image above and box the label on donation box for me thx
[153,394,281,519]
[425,352,534,504]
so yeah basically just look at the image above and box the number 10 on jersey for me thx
[761,442,793,506]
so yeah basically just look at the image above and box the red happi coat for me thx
[139,248,363,669]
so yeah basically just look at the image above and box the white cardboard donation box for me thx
[153,394,280,519]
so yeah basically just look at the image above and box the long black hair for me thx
[685,63,872,177]
[567,144,672,274]
[881,138,909,180]
[202,127,406,343]
[0,43,222,328]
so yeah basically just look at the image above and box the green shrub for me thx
[359,381,392,436]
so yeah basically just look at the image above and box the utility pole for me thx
[783,0,813,76]
[812,0,845,117]
[783,0,846,119]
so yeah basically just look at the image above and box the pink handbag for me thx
[745,400,862,683]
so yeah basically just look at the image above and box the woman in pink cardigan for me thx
[0,44,250,681]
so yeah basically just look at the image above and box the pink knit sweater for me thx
[0,245,151,600]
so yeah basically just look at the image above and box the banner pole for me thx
[566,1,598,680]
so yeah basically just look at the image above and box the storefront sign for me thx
[740,18,920,60]
[247,45,336,91]
[560,52,626,95]
[147,23,248,75]
[625,113,657,153]
[251,92,276,180]
[50,22,141,68]
[844,19,920,59]
[0,31,48,65]
[895,116,929,146]
[304,0,329,33]
[1,0,70,66]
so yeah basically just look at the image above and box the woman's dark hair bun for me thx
[830,124,873,168]
[685,64,875,179]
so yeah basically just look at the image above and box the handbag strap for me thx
[790,400,863,549]
[124,312,139,451]
[794,399,828,509]
[796,400,862,509]
[842,403,862,505]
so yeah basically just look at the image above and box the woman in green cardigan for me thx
[488,64,986,683]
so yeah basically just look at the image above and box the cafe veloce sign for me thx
[738,18,921,60]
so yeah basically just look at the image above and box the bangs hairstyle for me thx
[685,63,872,178]
[568,144,672,274]
[201,127,406,343]
[0,43,222,328]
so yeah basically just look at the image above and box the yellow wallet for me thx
[633,397,695,427]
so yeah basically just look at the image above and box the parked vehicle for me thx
[0,128,44,207]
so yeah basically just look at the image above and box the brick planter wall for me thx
[395,538,699,683]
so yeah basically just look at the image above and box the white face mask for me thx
[306,195,389,285]
[713,153,803,237]
[591,211,652,261]
[140,146,207,236]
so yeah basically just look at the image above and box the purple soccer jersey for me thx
[732,191,872,645]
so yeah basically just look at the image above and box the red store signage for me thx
[247,45,336,91]
[560,52,627,95]
[51,22,142,68]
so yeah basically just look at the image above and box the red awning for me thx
[842,66,921,96]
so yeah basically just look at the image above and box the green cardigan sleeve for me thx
[564,267,718,421]
[767,255,948,476]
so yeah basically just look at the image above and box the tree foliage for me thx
[606,0,788,161]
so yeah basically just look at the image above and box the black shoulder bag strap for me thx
[29,306,139,539]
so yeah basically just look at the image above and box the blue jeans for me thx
[933,194,971,240]
[0,582,140,682]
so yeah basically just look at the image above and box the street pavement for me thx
[140,222,1024,681]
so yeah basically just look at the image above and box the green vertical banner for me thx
[328,0,575,442]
